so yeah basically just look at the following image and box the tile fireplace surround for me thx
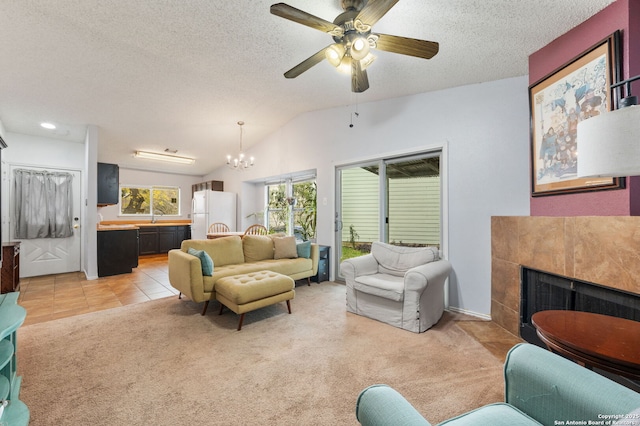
[491,216,640,336]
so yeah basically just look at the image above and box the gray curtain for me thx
[14,169,74,239]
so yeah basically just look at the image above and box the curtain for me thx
[14,169,74,239]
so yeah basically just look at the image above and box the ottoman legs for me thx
[219,301,293,331]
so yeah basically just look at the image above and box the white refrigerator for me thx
[191,190,237,240]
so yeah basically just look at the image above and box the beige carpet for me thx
[18,282,505,425]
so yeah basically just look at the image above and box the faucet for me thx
[151,210,164,224]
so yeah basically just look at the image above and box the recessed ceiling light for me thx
[40,122,56,130]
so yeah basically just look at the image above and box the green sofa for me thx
[356,343,640,426]
[168,235,319,315]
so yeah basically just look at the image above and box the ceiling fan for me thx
[270,0,439,93]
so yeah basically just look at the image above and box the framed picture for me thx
[529,31,623,196]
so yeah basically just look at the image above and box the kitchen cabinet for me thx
[97,162,119,206]
[97,229,139,277]
[191,180,223,196]
[138,225,191,255]
[1,243,20,294]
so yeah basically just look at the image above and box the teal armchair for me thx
[356,343,640,426]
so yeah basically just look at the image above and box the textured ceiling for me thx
[0,0,616,176]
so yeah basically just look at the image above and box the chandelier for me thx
[226,121,254,170]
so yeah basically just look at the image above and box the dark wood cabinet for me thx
[138,225,191,255]
[97,162,119,206]
[158,226,178,253]
[1,242,20,294]
[312,245,330,283]
[97,229,139,277]
[191,180,223,196]
[138,227,159,255]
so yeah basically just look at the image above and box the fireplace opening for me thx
[520,267,640,390]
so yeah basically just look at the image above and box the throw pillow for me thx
[187,247,214,276]
[243,235,275,262]
[274,236,298,259]
[296,240,311,258]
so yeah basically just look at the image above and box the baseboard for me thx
[446,306,491,321]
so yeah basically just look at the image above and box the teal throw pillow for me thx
[296,241,311,259]
[187,247,214,276]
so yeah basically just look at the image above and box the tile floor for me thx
[16,254,522,360]
[17,254,178,326]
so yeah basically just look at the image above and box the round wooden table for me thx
[532,310,640,380]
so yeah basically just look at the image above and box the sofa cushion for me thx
[371,242,439,277]
[274,236,298,259]
[296,240,311,258]
[187,247,214,276]
[243,235,274,262]
[354,273,405,302]
[181,236,244,267]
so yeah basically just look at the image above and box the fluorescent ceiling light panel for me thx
[40,122,56,129]
[134,150,195,164]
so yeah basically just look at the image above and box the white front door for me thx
[10,165,82,278]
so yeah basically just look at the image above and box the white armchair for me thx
[340,242,452,333]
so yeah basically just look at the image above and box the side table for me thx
[532,310,640,380]
[312,245,330,283]
[0,293,30,425]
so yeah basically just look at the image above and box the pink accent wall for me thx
[529,0,640,216]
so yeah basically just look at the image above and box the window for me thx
[120,185,180,216]
[265,176,316,240]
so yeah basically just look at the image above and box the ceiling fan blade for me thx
[284,47,328,79]
[271,3,342,35]
[373,33,439,59]
[351,60,369,93]
[356,0,399,26]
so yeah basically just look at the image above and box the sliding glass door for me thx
[335,152,441,280]
[337,163,380,262]
[386,155,440,246]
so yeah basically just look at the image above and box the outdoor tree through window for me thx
[266,178,316,240]
[120,186,180,216]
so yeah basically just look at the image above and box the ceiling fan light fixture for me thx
[337,56,352,74]
[349,36,370,61]
[325,43,346,67]
[360,53,376,70]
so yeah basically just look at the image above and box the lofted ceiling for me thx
[0,0,616,176]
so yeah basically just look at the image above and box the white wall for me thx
[204,76,531,317]
[84,125,99,279]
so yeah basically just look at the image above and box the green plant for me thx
[268,184,289,233]
[349,224,359,249]
[294,181,316,240]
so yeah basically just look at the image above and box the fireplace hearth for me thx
[520,267,640,347]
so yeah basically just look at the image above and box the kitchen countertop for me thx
[98,220,191,231]
[97,224,139,231]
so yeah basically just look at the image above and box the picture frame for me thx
[529,31,623,196]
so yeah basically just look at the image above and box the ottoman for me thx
[215,271,295,330]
